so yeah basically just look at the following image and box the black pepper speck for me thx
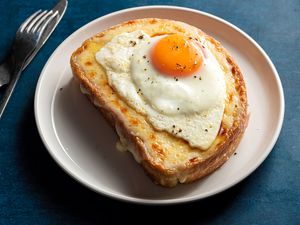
[129,40,136,46]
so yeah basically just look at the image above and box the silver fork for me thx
[0,10,57,118]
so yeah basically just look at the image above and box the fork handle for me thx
[0,61,11,88]
[0,52,15,88]
[0,63,23,119]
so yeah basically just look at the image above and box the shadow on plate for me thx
[52,78,209,200]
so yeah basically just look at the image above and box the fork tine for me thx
[25,10,48,33]
[37,11,59,39]
[32,10,58,33]
[18,10,42,33]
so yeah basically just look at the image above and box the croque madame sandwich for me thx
[70,18,248,187]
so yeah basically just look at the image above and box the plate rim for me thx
[34,5,285,205]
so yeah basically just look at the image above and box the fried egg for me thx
[95,30,226,149]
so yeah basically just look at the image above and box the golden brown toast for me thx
[70,18,248,187]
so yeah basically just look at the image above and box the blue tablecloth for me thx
[0,0,299,224]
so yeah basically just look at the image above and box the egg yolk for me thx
[151,34,203,76]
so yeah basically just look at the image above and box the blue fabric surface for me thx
[0,0,299,224]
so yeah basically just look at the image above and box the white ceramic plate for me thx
[35,6,284,204]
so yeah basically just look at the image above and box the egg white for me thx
[96,30,226,149]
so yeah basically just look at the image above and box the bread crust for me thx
[70,18,248,187]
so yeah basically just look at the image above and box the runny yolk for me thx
[150,34,203,77]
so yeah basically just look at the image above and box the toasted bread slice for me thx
[70,18,248,187]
